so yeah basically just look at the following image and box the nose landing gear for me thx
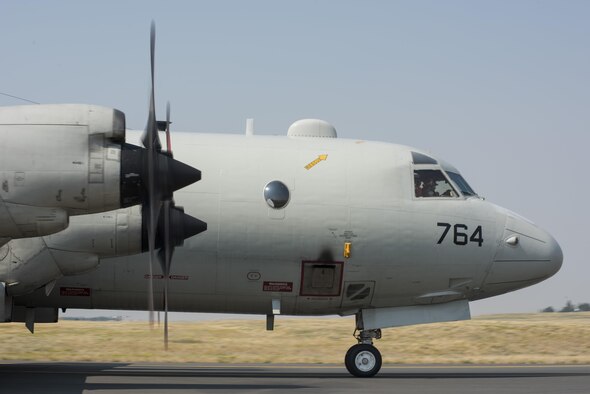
[345,343,382,377]
[345,328,382,377]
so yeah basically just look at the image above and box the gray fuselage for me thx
[11,131,563,317]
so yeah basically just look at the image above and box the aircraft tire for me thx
[344,344,382,377]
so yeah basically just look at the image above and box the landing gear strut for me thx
[345,315,383,377]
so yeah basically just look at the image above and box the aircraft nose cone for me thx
[483,215,563,294]
[544,233,563,277]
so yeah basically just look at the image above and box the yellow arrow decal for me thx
[304,154,328,170]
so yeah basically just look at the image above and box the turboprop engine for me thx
[0,104,199,243]
[0,205,206,298]
[0,24,208,341]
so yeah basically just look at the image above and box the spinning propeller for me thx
[140,22,206,349]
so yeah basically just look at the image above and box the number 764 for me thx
[437,222,483,247]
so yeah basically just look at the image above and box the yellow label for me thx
[344,242,351,258]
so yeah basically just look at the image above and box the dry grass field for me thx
[1,313,590,365]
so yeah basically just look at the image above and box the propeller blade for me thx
[165,101,172,155]
[136,21,207,350]
[153,201,207,349]
[143,21,162,328]
[162,102,172,349]
[164,277,169,350]
[141,21,161,152]
[144,201,159,328]
[157,200,173,350]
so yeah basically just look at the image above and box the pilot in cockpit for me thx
[415,172,439,197]
[414,173,423,197]
[414,155,476,199]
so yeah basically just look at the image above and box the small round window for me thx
[264,180,290,209]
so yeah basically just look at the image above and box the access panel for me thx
[300,261,343,297]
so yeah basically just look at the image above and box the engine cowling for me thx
[0,237,99,297]
[0,104,126,215]
[0,207,143,297]
[0,204,205,297]
[0,104,200,241]
[0,204,68,246]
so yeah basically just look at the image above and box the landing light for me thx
[505,235,519,246]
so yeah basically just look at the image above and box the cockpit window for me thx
[411,152,438,165]
[414,170,458,198]
[447,172,477,196]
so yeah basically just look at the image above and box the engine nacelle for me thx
[0,104,202,243]
[0,206,145,297]
[40,204,205,258]
[0,237,99,297]
[43,206,144,258]
[0,201,206,297]
[0,104,127,217]
[0,204,69,246]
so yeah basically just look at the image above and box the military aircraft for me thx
[0,24,562,377]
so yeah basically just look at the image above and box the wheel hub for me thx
[355,350,376,372]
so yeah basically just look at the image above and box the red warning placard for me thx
[144,274,189,280]
[60,287,91,297]
[263,281,293,292]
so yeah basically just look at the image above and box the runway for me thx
[1,362,589,394]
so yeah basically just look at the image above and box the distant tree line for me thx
[61,316,123,321]
[541,301,590,313]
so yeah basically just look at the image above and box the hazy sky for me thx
[1,1,588,317]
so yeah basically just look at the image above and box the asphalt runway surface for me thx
[1,362,589,394]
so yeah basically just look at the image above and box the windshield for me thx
[414,170,458,198]
[447,172,477,196]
